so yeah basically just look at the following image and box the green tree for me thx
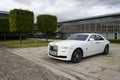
[0,18,9,40]
[37,14,57,41]
[9,9,34,43]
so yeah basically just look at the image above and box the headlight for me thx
[61,46,68,50]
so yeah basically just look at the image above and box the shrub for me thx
[0,18,9,32]
[109,39,120,43]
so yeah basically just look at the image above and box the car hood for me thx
[49,40,85,46]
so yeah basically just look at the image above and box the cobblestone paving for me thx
[0,47,69,80]
[8,44,120,80]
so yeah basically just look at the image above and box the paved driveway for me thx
[8,43,120,80]
[0,47,70,80]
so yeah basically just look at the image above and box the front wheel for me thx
[103,45,109,55]
[71,49,83,63]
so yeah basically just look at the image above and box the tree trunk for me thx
[19,33,22,44]
[25,32,27,39]
[45,32,48,42]
[3,35,6,40]
[3,33,6,40]
[0,35,2,40]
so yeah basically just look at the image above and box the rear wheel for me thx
[103,45,109,55]
[71,49,83,63]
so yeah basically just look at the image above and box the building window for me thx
[114,33,117,39]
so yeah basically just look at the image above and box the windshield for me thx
[67,34,89,41]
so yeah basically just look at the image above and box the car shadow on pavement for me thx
[82,53,107,62]
[44,57,72,64]
[44,53,111,64]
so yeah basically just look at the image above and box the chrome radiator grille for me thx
[49,45,58,51]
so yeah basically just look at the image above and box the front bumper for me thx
[48,50,72,61]
[48,44,73,61]
[49,54,67,58]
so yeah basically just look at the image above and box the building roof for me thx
[0,11,9,14]
[0,11,9,18]
[59,13,120,23]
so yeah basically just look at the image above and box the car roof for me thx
[73,33,100,35]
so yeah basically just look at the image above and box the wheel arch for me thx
[106,44,109,46]
[105,44,109,48]
[72,47,84,57]
[70,47,84,63]
[103,44,109,55]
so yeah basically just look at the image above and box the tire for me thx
[71,49,83,63]
[103,45,109,55]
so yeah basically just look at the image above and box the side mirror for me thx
[89,38,94,41]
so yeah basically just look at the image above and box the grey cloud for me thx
[0,0,120,22]
[13,0,32,5]
[37,0,120,21]
[12,0,120,21]
[99,0,120,6]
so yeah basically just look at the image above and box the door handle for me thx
[95,42,100,44]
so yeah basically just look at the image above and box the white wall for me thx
[118,32,120,39]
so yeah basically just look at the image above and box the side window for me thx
[95,35,104,40]
[77,35,89,41]
[89,35,96,40]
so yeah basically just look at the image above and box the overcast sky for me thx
[0,0,120,22]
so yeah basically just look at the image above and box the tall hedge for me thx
[0,18,9,32]
[37,14,57,41]
[37,14,57,33]
[9,9,34,32]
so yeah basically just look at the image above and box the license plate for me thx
[49,51,57,55]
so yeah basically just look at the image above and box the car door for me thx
[95,35,105,53]
[86,35,98,56]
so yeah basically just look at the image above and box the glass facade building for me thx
[0,11,9,18]
[58,13,120,39]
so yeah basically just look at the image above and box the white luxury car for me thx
[48,33,110,63]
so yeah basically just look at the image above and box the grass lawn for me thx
[0,39,50,48]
